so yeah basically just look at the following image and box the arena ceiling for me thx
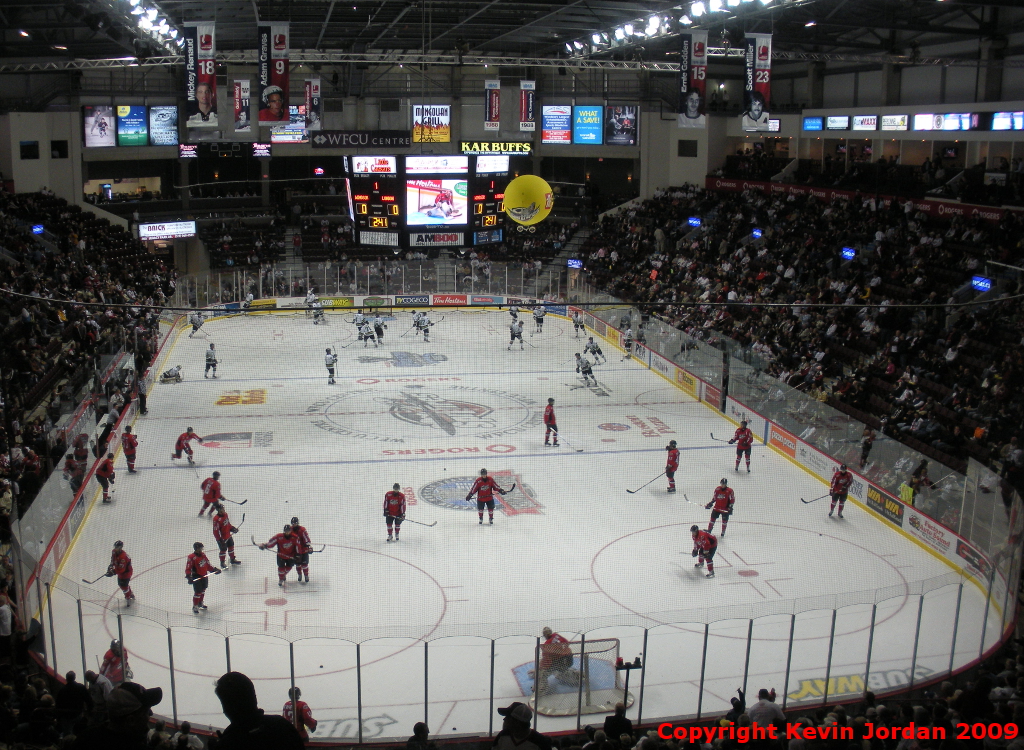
[0,0,1022,69]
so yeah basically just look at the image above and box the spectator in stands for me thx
[170,720,203,749]
[603,702,632,739]
[494,702,551,750]
[745,688,784,732]
[72,681,163,750]
[213,671,303,749]
[84,670,113,715]
[408,722,439,750]
[54,671,91,734]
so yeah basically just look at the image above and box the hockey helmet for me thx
[480,468,488,476]
[214,503,225,512]
[213,471,220,479]
[187,426,194,433]
[690,525,700,534]
[720,478,728,486]
[839,464,848,471]
[124,426,132,434]
[668,440,677,447]
[291,517,299,525]
[289,686,302,700]
[588,337,594,342]
[740,420,748,427]
[326,348,331,354]
[283,524,292,533]
[262,84,284,103]
[393,483,400,490]
[547,398,554,404]
[113,540,124,548]
[193,541,204,551]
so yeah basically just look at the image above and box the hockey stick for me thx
[221,497,248,505]
[400,324,417,338]
[309,544,327,553]
[800,493,829,504]
[234,513,245,529]
[251,535,263,548]
[402,518,437,527]
[709,433,731,443]
[499,483,517,496]
[626,472,665,494]
[558,435,585,453]
[681,493,709,509]
[81,573,107,585]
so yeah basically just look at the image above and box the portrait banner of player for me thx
[233,80,251,133]
[304,79,322,131]
[184,23,218,128]
[519,80,536,132]
[742,32,772,132]
[677,31,708,128]
[485,80,501,131]
[257,22,290,124]
[605,105,638,146]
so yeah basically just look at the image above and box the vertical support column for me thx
[575,634,587,730]
[77,599,87,675]
[821,610,837,706]
[979,568,996,658]
[224,636,231,673]
[532,637,540,731]
[45,582,57,674]
[781,614,796,710]
[34,573,46,670]
[863,604,878,691]
[636,629,649,726]
[488,640,496,737]
[948,582,964,674]
[356,643,363,744]
[741,619,754,696]
[289,642,298,731]
[696,623,710,719]
[166,628,178,725]
[908,595,926,690]
[423,640,429,725]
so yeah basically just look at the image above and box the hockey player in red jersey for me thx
[260,525,299,586]
[290,517,312,583]
[829,464,853,519]
[212,504,241,568]
[200,471,226,517]
[185,541,221,613]
[121,425,138,473]
[537,626,573,696]
[172,427,203,463]
[466,468,508,525]
[691,525,718,578]
[384,484,406,542]
[283,687,318,741]
[729,420,754,473]
[666,440,680,493]
[95,452,115,504]
[63,455,85,495]
[543,398,559,446]
[100,640,129,685]
[105,540,135,606]
[706,478,735,536]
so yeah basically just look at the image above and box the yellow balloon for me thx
[503,175,554,226]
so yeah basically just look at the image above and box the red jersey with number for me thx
[212,514,235,542]
[692,529,718,553]
[176,432,200,452]
[100,649,126,684]
[110,549,132,578]
[185,552,215,580]
[544,404,556,426]
[121,433,138,456]
[710,486,735,513]
[201,478,222,503]
[265,532,298,559]
[733,427,754,450]
[96,458,115,480]
[384,490,406,517]
[282,699,318,740]
[666,447,680,471]
[830,470,853,494]
[291,525,312,554]
[467,476,503,502]
[540,632,571,668]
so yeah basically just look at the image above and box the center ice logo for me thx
[356,352,448,367]
[420,471,542,514]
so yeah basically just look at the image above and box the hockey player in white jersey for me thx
[572,311,585,338]
[242,292,254,313]
[584,337,606,364]
[359,322,378,347]
[353,310,366,328]
[305,290,318,318]
[575,352,596,386]
[311,300,326,325]
[622,327,634,360]
[509,305,520,321]
[373,314,386,343]
[532,306,546,334]
[204,343,219,378]
[508,319,524,350]
[417,313,432,342]
[188,311,205,338]
[324,348,338,384]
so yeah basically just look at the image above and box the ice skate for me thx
[705,570,715,578]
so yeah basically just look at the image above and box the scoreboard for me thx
[345,154,510,248]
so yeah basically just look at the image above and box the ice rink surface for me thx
[49,309,998,739]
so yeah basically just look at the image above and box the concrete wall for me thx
[1,112,84,201]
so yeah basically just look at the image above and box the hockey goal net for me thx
[531,638,635,717]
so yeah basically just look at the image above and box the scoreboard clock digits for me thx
[351,178,401,230]
[481,215,498,227]
[369,217,390,228]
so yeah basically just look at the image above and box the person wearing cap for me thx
[537,627,573,697]
[72,681,163,750]
[494,702,552,750]
[259,85,288,122]
[214,671,304,749]
[829,463,853,519]
[744,688,785,734]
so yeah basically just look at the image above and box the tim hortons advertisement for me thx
[432,294,468,306]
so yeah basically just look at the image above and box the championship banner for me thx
[257,22,290,125]
[742,32,772,132]
[233,80,251,133]
[677,31,707,128]
[519,80,536,132]
[485,80,501,131]
[184,23,218,128]
[305,79,322,130]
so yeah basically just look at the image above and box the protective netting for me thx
[531,638,634,717]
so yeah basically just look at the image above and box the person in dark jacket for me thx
[213,671,304,750]
[603,702,633,739]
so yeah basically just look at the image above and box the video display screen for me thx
[406,179,468,226]
[83,106,116,147]
[116,106,149,146]
[406,156,469,174]
[148,105,179,146]
[476,155,510,174]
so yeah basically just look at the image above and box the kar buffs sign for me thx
[183,23,217,128]
[411,232,464,247]
[741,33,772,132]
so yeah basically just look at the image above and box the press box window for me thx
[677,140,698,158]
[51,140,69,159]
[20,141,40,160]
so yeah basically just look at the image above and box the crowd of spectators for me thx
[0,191,172,513]
[581,183,1024,489]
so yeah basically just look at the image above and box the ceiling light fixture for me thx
[19,29,31,37]
[690,2,705,17]
[805,20,816,26]
[679,14,693,24]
